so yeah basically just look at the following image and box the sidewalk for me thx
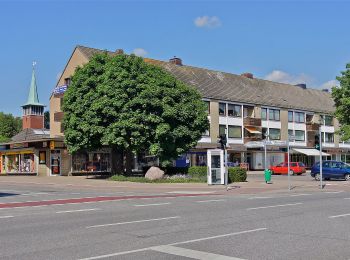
[0,173,348,195]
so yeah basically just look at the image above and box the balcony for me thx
[54,112,64,122]
[306,123,320,131]
[243,117,262,127]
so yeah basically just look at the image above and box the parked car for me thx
[269,162,306,175]
[311,160,350,181]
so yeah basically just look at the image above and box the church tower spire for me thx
[22,62,45,129]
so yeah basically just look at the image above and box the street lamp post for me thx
[319,117,324,189]
[287,135,295,191]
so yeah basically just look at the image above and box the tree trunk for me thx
[125,149,133,175]
[111,146,123,175]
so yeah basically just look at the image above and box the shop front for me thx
[1,149,37,175]
[71,149,111,175]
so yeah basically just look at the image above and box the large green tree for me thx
[0,112,22,142]
[63,53,209,173]
[332,64,350,141]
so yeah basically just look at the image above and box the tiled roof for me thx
[77,45,335,114]
[11,128,50,142]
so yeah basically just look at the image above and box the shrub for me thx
[228,167,247,183]
[188,166,207,181]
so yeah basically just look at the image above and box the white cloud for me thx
[264,70,312,85]
[320,79,338,89]
[194,16,221,28]
[132,48,147,57]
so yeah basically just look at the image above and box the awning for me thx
[292,148,330,156]
[244,126,261,134]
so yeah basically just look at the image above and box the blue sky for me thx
[1,0,349,116]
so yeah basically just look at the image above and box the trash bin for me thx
[264,169,271,183]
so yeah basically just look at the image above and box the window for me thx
[228,125,242,138]
[324,132,334,143]
[324,115,333,126]
[295,112,305,123]
[204,101,210,114]
[262,128,268,139]
[228,104,242,117]
[269,128,281,140]
[288,111,293,122]
[64,77,71,86]
[202,129,210,137]
[288,129,294,139]
[261,108,267,120]
[269,109,280,121]
[219,103,226,116]
[295,130,305,141]
[219,124,226,136]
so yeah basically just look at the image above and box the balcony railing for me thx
[243,117,262,126]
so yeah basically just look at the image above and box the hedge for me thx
[188,166,207,181]
[228,167,247,183]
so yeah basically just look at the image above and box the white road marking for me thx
[134,202,171,207]
[248,196,274,200]
[247,202,303,210]
[289,194,311,197]
[151,245,244,260]
[0,215,14,219]
[166,191,216,194]
[86,216,180,228]
[329,213,350,219]
[56,208,100,214]
[324,191,344,194]
[78,228,266,260]
[344,198,350,200]
[196,199,226,203]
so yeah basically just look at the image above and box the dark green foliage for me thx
[44,111,50,129]
[332,64,350,141]
[188,166,207,179]
[163,167,189,175]
[228,167,247,183]
[63,53,209,171]
[0,112,22,142]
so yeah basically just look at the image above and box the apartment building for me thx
[49,45,350,173]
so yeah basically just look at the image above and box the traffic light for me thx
[315,134,320,150]
[218,134,227,150]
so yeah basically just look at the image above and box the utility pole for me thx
[319,117,324,189]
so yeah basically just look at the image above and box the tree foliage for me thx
[332,63,350,141]
[63,53,209,170]
[0,112,22,142]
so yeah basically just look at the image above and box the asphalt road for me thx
[0,177,349,260]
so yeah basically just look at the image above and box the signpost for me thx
[287,135,295,191]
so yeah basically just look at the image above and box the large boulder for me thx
[145,166,165,180]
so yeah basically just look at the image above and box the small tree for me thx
[63,53,209,174]
[332,64,350,141]
[0,112,22,142]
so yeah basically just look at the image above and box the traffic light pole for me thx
[224,128,228,186]
[319,124,323,189]
[287,140,291,191]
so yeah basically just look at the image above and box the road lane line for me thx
[151,245,244,260]
[324,191,344,194]
[0,216,14,219]
[86,216,180,228]
[134,202,171,207]
[247,202,303,210]
[289,194,311,197]
[56,208,100,214]
[78,228,266,260]
[196,199,226,203]
[248,196,274,200]
[329,213,350,219]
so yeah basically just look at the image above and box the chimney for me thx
[295,83,307,89]
[169,56,182,66]
[241,73,254,79]
[115,49,124,54]
[322,88,329,93]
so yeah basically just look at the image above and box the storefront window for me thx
[21,154,35,173]
[72,151,111,172]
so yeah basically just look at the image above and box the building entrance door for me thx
[50,150,61,175]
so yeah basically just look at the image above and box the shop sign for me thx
[10,143,29,149]
[50,141,55,150]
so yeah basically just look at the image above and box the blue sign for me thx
[53,85,67,95]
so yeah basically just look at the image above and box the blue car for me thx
[311,160,350,181]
